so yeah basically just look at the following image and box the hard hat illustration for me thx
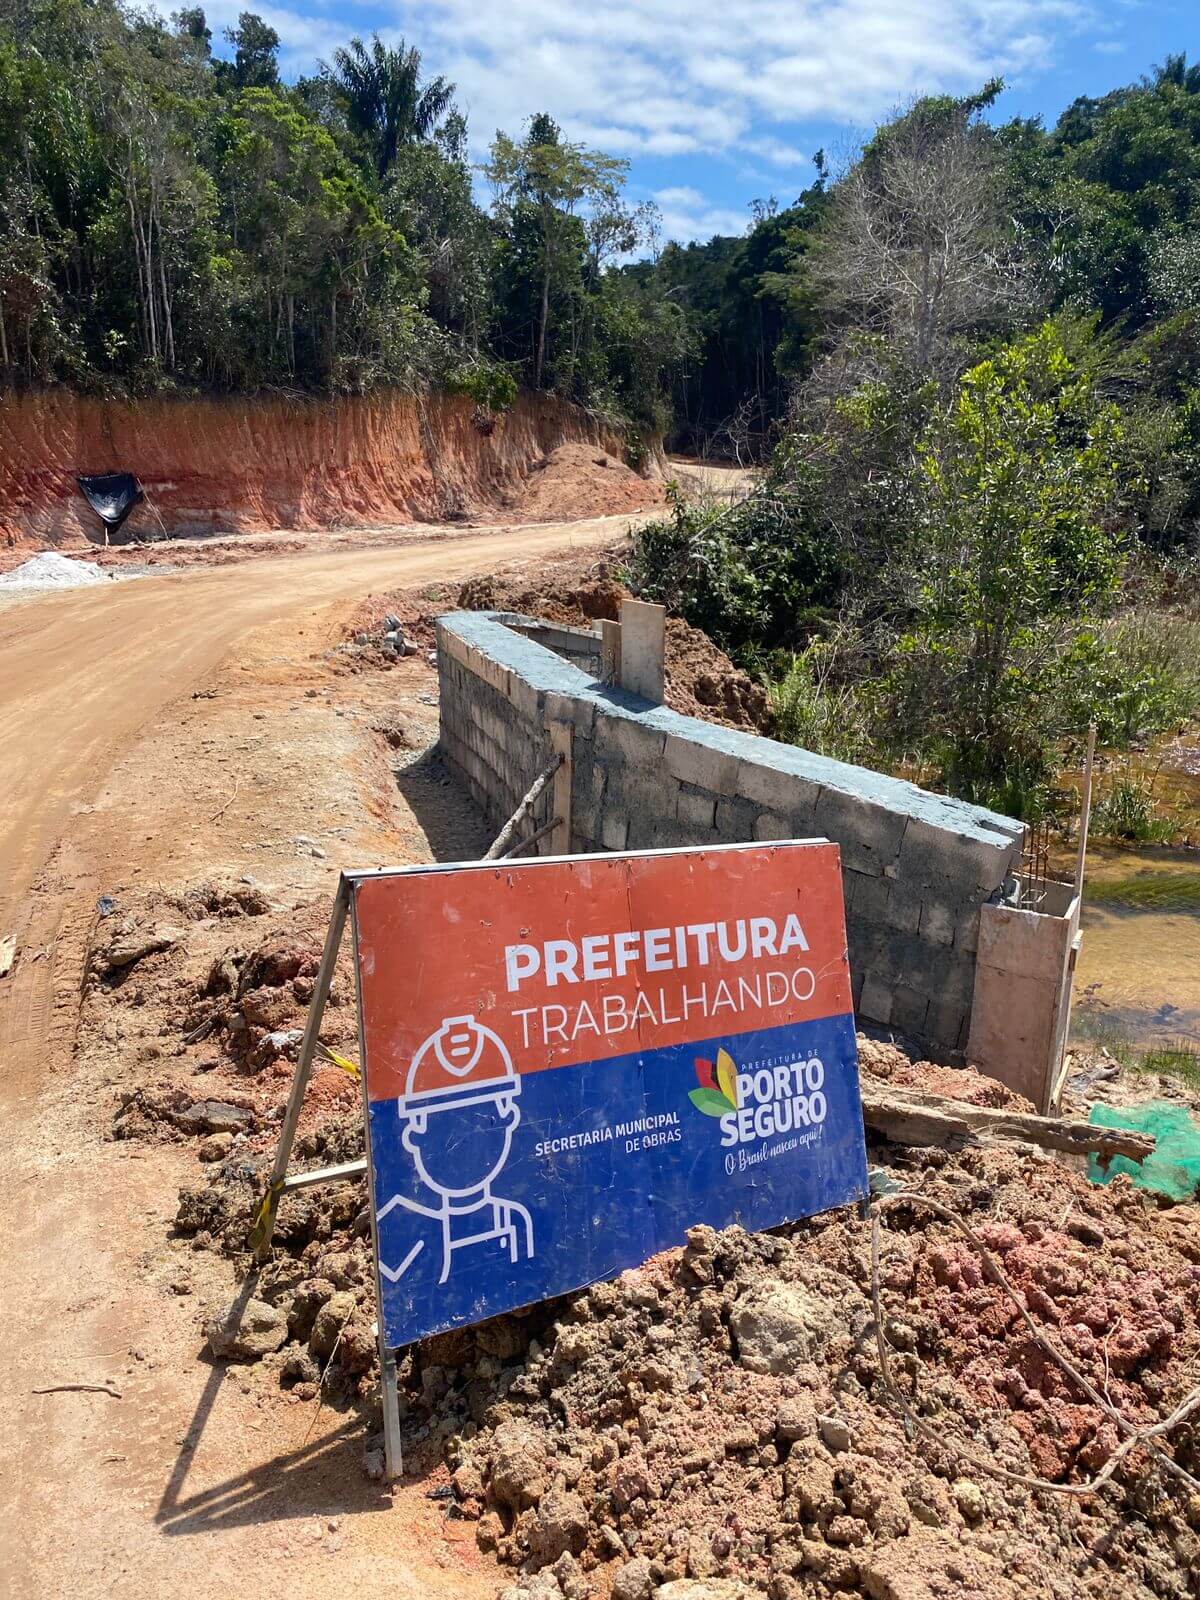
[401,1015,519,1115]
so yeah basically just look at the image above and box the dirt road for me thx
[0,515,626,1600]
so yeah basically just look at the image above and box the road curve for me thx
[0,518,619,919]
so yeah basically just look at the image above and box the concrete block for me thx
[740,765,820,824]
[955,908,981,954]
[883,885,922,933]
[891,987,930,1037]
[665,732,742,795]
[596,714,667,769]
[545,691,595,735]
[919,899,958,947]
[851,873,891,924]
[601,810,629,851]
[814,789,908,873]
[754,811,793,841]
[900,815,1015,896]
[507,672,541,721]
[676,787,717,833]
[858,973,893,1026]
[926,998,967,1055]
[714,795,759,841]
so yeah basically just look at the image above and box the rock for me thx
[953,1479,985,1522]
[178,1100,254,1136]
[730,1280,841,1374]
[776,1400,814,1442]
[612,1555,654,1600]
[104,926,179,971]
[654,1583,755,1599]
[363,1447,385,1481]
[310,1290,357,1358]
[204,1296,287,1361]
[527,1488,588,1568]
[818,1414,852,1454]
[488,1420,550,1510]
[198,1131,234,1162]
[476,1510,504,1552]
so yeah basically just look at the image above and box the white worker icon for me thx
[376,1015,534,1287]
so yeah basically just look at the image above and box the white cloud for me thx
[234,0,1095,240]
[652,186,752,243]
[376,0,1092,159]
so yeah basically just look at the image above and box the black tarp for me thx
[77,472,144,540]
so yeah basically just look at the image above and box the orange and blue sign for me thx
[351,841,868,1351]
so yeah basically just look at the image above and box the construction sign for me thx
[351,841,869,1351]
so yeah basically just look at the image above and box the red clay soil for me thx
[0,389,657,549]
[491,442,665,524]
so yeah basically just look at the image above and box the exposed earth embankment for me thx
[0,388,659,547]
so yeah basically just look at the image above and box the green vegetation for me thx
[1091,769,1178,843]
[0,0,687,435]
[631,61,1200,818]
[1136,1044,1200,1092]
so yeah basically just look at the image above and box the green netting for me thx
[1088,1100,1200,1202]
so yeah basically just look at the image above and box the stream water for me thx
[1070,845,1200,1056]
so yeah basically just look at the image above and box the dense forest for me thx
[0,0,689,440]
[631,63,1200,824]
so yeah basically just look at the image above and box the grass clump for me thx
[1135,1041,1200,1093]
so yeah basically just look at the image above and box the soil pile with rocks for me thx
[498,444,664,525]
[167,1075,1200,1600]
[94,888,1200,1600]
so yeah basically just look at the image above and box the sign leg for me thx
[379,1336,403,1481]
[250,876,350,1260]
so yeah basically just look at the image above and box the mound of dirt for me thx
[500,444,664,525]
[175,1130,1200,1600]
[446,549,772,735]
[858,1037,1033,1110]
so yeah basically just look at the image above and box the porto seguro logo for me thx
[689,1046,827,1147]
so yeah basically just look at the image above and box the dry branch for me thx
[860,1083,1155,1163]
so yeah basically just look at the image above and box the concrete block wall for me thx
[436,610,1024,1063]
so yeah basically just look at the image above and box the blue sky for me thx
[206,0,1192,243]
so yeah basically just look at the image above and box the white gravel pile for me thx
[0,552,114,590]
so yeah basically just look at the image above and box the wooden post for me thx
[250,876,349,1262]
[1074,722,1097,902]
[547,719,572,856]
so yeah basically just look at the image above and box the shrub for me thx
[445,361,518,414]
[1090,768,1177,843]
[628,450,841,662]
[768,639,872,765]
[1086,611,1200,746]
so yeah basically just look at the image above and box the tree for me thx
[889,323,1125,806]
[173,7,210,56]
[486,114,627,389]
[811,84,1024,380]
[223,12,278,91]
[327,34,453,179]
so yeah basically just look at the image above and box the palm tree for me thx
[1152,54,1200,96]
[329,35,455,180]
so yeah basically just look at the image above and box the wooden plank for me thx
[861,1083,1154,1163]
